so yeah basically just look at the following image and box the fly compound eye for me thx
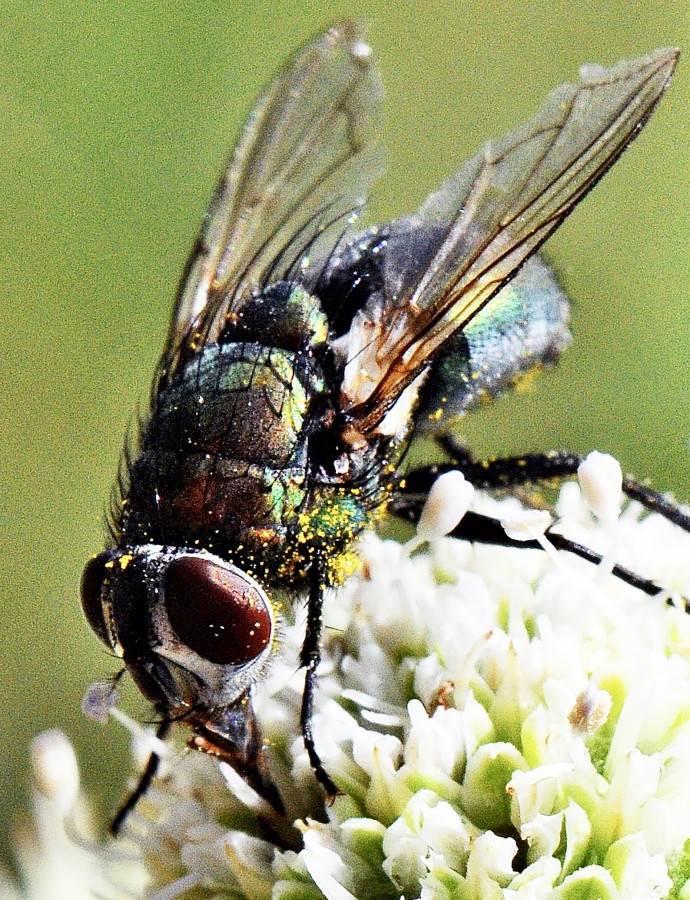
[164,556,273,666]
[80,552,112,646]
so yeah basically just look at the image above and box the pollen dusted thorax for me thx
[120,282,404,588]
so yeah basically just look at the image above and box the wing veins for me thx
[403,67,663,344]
[340,50,677,433]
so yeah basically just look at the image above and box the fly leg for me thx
[394,439,689,604]
[416,436,690,533]
[110,719,171,836]
[299,561,339,801]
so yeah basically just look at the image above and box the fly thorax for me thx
[274,427,408,588]
[221,282,329,351]
[124,287,329,551]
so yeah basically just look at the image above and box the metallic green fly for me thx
[80,24,684,833]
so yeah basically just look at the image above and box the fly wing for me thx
[159,22,383,389]
[338,49,678,436]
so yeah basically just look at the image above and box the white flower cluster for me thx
[10,469,690,899]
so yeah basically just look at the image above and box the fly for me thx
[79,24,685,834]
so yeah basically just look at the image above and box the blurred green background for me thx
[1,0,688,870]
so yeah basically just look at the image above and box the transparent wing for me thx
[160,22,383,386]
[338,48,678,435]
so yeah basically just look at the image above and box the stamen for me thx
[569,686,612,736]
[30,730,80,815]
[578,451,623,578]
[81,681,118,725]
[500,509,569,572]
[578,451,622,524]
[82,681,170,759]
[109,709,171,760]
[218,762,275,812]
[406,470,474,554]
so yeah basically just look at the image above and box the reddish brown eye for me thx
[80,553,112,646]
[164,556,273,666]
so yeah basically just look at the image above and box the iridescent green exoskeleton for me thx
[80,24,683,833]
